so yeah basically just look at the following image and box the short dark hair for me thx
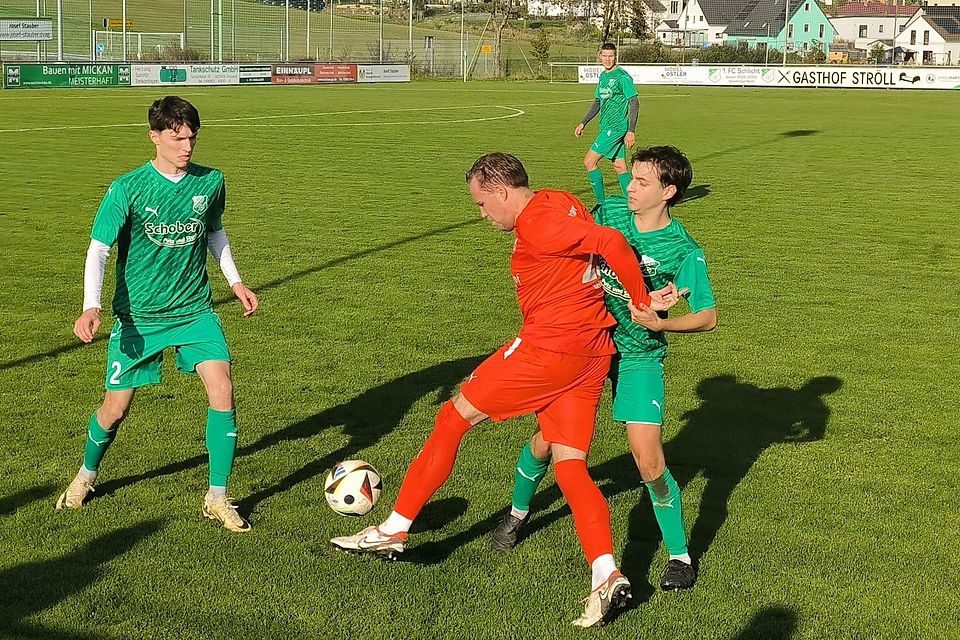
[465,153,529,190]
[148,96,200,133]
[600,42,617,52]
[631,146,693,207]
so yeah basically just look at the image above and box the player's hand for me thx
[574,123,585,137]
[232,282,259,317]
[74,308,101,343]
[627,301,665,331]
[646,282,689,311]
[624,132,636,149]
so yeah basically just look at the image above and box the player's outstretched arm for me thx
[628,301,717,333]
[578,224,652,308]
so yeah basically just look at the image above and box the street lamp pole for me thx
[782,0,789,65]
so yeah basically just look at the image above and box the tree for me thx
[492,0,519,78]
[531,28,551,73]
[869,42,886,63]
[809,40,826,63]
[601,0,625,43]
[629,0,649,40]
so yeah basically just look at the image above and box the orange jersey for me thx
[511,190,650,357]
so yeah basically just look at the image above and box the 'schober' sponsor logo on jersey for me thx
[143,218,204,248]
[597,256,630,300]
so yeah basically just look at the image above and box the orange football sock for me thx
[393,400,473,521]
[554,458,614,564]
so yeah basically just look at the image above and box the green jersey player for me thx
[575,42,639,205]
[492,146,717,593]
[55,96,259,533]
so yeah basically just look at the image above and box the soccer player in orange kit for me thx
[332,152,679,627]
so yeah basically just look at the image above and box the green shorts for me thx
[610,357,665,425]
[590,130,628,161]
[104,311,232,391]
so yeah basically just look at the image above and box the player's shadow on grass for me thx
[731,605,799,640]
[94,355,487,518]
[0,519,163,640]
[695,130,822,163]
[235,354,486,514]
[619,375,842,602]
[407,375,841,583]
[680,184,711,204]
[0,220,477,372]
[0,483,57,516]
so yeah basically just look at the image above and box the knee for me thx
[207,378,234,411]
[97,404,129,429]
[634,454,665,483]
[583,156,597,171]
[530,433,551,460]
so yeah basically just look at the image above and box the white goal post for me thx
[92,30,186,61]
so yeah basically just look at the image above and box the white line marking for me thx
[0,92,209,101]
[0,95,686,133]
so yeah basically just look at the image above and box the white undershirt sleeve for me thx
[83,240,111,312]
[207,229,242,287]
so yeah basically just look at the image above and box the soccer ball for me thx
[324,460,382,516]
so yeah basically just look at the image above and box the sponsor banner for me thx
[314,64,358,83]
[4,63,130,89]
[272,64,318,84]
[271,63,358,84]
[240,64,272,84]
[131,64,239,86]
[0,17,53,41]
[579,64,960,90]
[357,64,410,83]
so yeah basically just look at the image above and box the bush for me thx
[619,41,676,63]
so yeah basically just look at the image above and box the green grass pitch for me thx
[1,82,959,639]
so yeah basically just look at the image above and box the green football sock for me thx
[587,169,605,204]
[206,408,238,488]
[617,171,632,197]
[82,412,118,473]
[645,467,688,556]
[511,443,550,513]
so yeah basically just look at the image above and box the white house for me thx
[656,0,729,46]
[526,0,592,18]
[830,2,920,51]
[895,6,960,64]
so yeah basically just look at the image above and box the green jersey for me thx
[594,67,638,134]
[595,195,715,361]
[91,161,225,321]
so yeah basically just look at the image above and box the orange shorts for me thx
[459,337,611,452]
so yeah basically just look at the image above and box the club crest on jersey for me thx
[192,195,209,215]
[640,255,661,276]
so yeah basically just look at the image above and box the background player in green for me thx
[575,42,639,205]
[492,146,717,592]
[55,96,259,533]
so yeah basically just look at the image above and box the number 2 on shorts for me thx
[109,361,122,385]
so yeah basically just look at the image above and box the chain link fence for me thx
[0,0,595,77]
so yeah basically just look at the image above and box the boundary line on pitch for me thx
[0,96,687,132]
[0,92,210,101]
[0,100,560,133]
